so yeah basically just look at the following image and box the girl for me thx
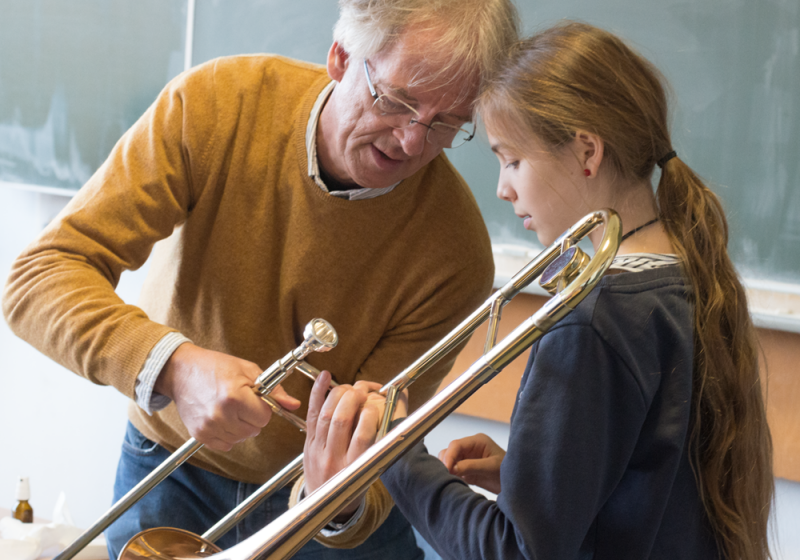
[303,21,773,559]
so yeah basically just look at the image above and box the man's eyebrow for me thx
[371,70,415,103]
[377,75,472,123]
[384,82,414,102]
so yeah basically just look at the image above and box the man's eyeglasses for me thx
[363,59,475,149]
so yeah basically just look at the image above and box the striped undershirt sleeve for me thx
[134,331,192,415]
[291,479,367,536]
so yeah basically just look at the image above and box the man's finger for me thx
[236,389,275,429]
[270,384,301,410]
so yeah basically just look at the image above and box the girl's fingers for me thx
[325,388,368,460]
[451,456,504,494]
[439,440,467,472]
[305,370,332,438]
[313,384,351,449]
[352,380,383,394]
[349,404,380,461]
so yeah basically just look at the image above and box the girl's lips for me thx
[523,216,532,230]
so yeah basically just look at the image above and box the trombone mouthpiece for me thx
[255,319,338,396]
[303,318,338,353]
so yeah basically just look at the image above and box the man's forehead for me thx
[368,58,477,121]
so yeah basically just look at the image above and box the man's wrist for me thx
[153,339,196,400]
[135,332,192,414]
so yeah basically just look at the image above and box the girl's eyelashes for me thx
[506,160,520,169]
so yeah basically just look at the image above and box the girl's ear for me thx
[327,42,350,82]
[574,130,604,178]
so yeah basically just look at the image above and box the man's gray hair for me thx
[333,0,519,93]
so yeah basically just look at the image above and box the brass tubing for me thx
[201,455,305,544]
[376,384,399,440]
[377,238,561,396]
[262,396,308,432]
[294,361,339,387]
[484,297,505,353]
[56,437,204,560]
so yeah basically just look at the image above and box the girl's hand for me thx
[437,433,506,494]
[302,372,407,519]
[304,372,380,493]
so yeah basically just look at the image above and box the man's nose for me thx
[396,122,429,156]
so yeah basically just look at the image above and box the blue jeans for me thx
[107,422,425,560]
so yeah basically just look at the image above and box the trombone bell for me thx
[119,527,221,560]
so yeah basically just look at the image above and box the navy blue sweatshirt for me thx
[382,266,720,559]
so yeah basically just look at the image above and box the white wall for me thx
[0,187,143,527]
[0,186,797,558]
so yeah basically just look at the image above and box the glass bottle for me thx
[13,476,33,523]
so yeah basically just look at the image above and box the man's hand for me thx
[437,433,506,494]
[303,371,407,519]
[154,343,300,451]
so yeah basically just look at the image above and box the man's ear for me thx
[327,41,350,82]
[574,130,604,178]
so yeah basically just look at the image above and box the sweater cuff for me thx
[134,332,192,414]
[288,474,395,549]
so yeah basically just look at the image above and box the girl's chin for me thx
[535,230,556,247]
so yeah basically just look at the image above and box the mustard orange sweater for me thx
[2,55,494,483]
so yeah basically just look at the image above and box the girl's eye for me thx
[506,161,520,169]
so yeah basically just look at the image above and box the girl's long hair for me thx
[479,21,773,559]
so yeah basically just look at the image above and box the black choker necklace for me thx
[620,218,659,243]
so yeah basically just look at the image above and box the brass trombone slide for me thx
[54,318,339,560]
[118,208,621,560]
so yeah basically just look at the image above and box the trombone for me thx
[117,208,621,560]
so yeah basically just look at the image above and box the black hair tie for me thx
[657,150,677,168]
[620,218,659,243]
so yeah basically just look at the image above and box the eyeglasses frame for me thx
[362,59,475,149]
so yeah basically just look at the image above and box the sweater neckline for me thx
[293,74,427,210]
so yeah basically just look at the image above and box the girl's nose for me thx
[497,177,516,202]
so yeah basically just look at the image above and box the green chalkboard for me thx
[448,0,800,284]
[2,0,798,283]
[0,0,187,190]
[192,0,338,67]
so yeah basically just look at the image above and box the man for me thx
[2,0,519,557]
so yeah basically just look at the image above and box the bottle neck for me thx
[15,477,30,501]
